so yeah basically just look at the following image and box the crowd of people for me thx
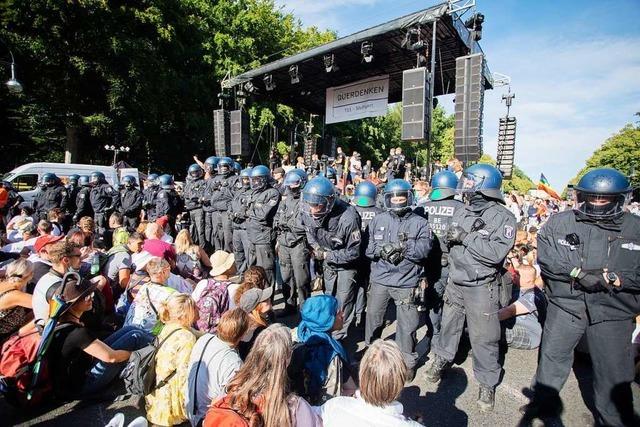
[0,148,638,427]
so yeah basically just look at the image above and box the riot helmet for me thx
[42,173,58,187]
[354,181,377,208]
[302,177,336,225]
[188,164,204,180]
[250,165,271,191]
[283,169,308,196]
[146,173,159,188]
[158,174,174,190]
[90,171,106,186]
[574,168,631,220]
[240,167,252,189]
[322,167,337,185]
[430,170,459,201]
[383,179,413,213]
[68,174,80,186]
[121,175,137,188]
[218,157,234,175]
[204,156,220,175]
[78,175,91,187]
[233,162,242,175]
[457,163,504,201]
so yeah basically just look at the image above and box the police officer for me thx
[210,157,235,252]
[0,181,23,226]
[66,174,81,222]
[183,164,207,245]
[246,165,281,286]
[89,171,119,240]
[74,175,93,223]
[119,175,143,231]
[424,163,516,412]
[352,181,383,327]
[274,169,311,316]
[522,168,639,426]
[365,179,432,376]
[155,174,182,235]
[230,167,252,273]
[301,176,362,339]
[417,170,464,352]
[142,173,160,222]
[35,173,69,222]
[202,156,221,251]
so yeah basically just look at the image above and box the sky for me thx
[275,0,640,190]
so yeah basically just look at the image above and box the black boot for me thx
[477,385,495,413]
[424,354,448,383]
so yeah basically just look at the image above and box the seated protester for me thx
[1,221,37,253]
[185,308,249,426]
[316,339,423,427]
[499,259,546,350]
[175,229,211,281]
[32,240,82,323]
[123,257,176,333]
[103,232,145,295]
[6,206,34,242]
[143,222,176,265]
[204,324,322,427]
[0,259,35,345]
[108,212,130,248]
[114,251,154,319]
[192,251,235,333]
[47,208,65,236]
[155,216,174,243]
[289,295,355,405]
[145,293,198,427]
[230,265,269,310]
[237,287,273,360]
[48,273,153,400]
[28,234,63,293]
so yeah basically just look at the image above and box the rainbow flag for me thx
[538,173,561,199]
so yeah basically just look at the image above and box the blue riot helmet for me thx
[302,177,336,225]
[158,174,174,190]
[187,163,204,180]
[204,156,220,174]
[240,167,252,189]
[78,175,91,187]
[574,168,632,219]
[218,157,234,175]
[430,170,459,201]
[383,179,414,212]
[354,181,377,208]
[323,167,337,185]
[121,175,137,188]
[42,173,58,187]
[250,165,271,190]
[90,171,106,186]
[233,162,242,174]
[457,163,503,201]
[68,174,80,186]
[283,169,307,196]
[146,173,159,188]
[290,168,309,189]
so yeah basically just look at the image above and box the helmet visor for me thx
[250,176,267,190]
[301,193,335,221]
[574,191,630,219]
[457,172,485,195]
[383,190,413,210]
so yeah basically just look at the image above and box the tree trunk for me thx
[64,125,79,163]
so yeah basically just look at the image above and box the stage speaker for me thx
[401,67,431,141]
[213,109,230,157]
[230,109,250,157]
[303,137,317,166]
[496,116,517,178]
[454,53,485,163]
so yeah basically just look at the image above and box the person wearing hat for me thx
[273,167,286,195]
[29,234,64,291]
[47,272,153,399]
[191,251,236,333]
[289,295,355,404]
[237,286,273,359]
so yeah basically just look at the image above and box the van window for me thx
[11,174,39,192]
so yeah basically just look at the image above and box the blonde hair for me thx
[79,216,94,232]
[217,308,250,344]
[146,257,170,275]
[5,259,34,285]
[225,324,293,427]
[360,339,407,407]
[159,293,198,327]
[174,229,194,255]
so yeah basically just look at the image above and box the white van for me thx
[2,162,120,204]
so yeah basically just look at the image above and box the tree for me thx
[570,122,640,188]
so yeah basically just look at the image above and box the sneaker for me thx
[477,385,495,412]
[424,355,448,383]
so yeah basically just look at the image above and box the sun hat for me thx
[209,250,235,277]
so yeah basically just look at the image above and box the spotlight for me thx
[289,65,300,84]
[324,54,337,73]
[361,41,373,63]
[263,74,276,91]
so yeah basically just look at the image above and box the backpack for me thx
[203,396,251,427]
[177,251,204,282]
[121,328,180,396]
[0,324,73,407]
[195,279,229,333]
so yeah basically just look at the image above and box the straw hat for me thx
[209,250,235,277]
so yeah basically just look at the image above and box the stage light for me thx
[289,65,300,84]
[263,74,275,91]
[361,41,373,63]
[324,54,337,73]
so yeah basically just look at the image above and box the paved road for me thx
[2,300,639,426]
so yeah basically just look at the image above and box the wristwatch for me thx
[606,272,618,285]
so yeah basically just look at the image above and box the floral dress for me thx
[145,323,196,426]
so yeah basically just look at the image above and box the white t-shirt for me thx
[315,391,423,427]
[33,271,64,323]
[124,283,175,332]
[2,236,38,253]
[184,334,243,426]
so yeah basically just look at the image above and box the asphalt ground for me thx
[2,294,639,427]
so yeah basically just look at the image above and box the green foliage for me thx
[275,141,290,157]
[570,123,640,188]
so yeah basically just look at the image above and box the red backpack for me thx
[195,279,229,333]
[203,396,253,427]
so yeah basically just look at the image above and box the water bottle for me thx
[90,253,100,276]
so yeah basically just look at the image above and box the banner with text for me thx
[325,75,389,124]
